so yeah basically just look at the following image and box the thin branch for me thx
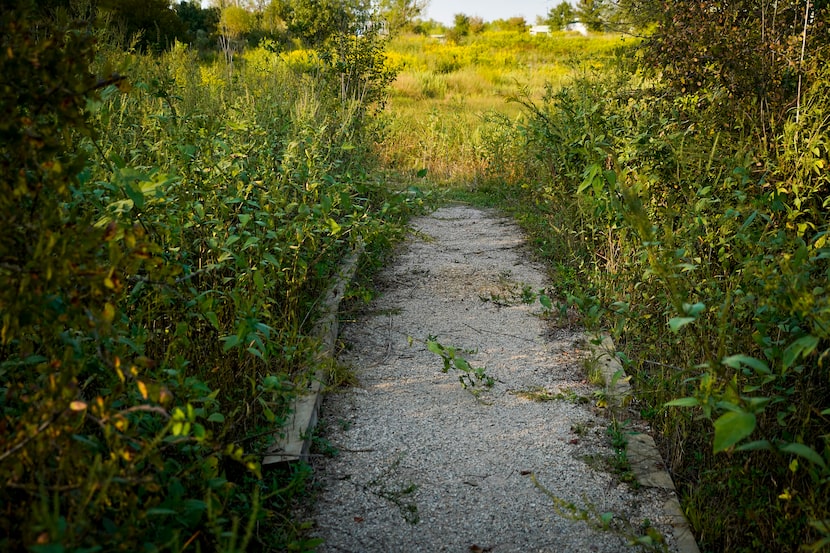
[0,415,57,463]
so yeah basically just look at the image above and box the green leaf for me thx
[665,397,699,407]
[782,335,819,370]
[327,217,342,235]
[722,354,771,375]
[221,335,241,352]
[779,442,827,469]
[668,317,695,333]
[247,346,264,359]
[205,311,220,330]
[713,410,756,452]
[539,294,553,310]
[682,302,706,316]
[207,412,225,423]
[416,168,428,178]
[454,357,470,372]
[124,182,145,209]
[426,340,443,355]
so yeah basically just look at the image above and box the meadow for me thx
[379,31,631,183]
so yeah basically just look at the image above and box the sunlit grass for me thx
[381,30,636,186]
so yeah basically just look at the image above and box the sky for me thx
[422,0,556,26]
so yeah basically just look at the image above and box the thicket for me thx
[0,4,413,551]
[490,2,830,551]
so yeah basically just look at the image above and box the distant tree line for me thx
[19,0,429,52]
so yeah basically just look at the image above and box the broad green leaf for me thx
[682,302,706,316]
[124,182,144,209]
[327,217,342,235]
[779,442,827,469]
[207,412,225,423]
[665,397,699,407]
[539,294,552,310]
[416,168,428,178]
[722,354,771,375]
[782,335,819,370]
[668,317,695,333]
[713,410,756,452]
[205,311,220,330]
[221,335,241,352]
[427,341,443,355]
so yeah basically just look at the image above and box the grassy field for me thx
[378,31,634,184]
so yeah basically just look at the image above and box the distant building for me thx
[529,25,551,36]
[565,22,588,36]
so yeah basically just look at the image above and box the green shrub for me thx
[507,48,830,552]
[0,5,412,551]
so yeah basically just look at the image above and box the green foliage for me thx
[575,0,606,32]
[100,0,188,52]
[272,0,370,46]
[378,0,428,35]
[425,336,495,391]
[547,1,576,30]
[633,0,830,124]
[498,39,830,551]
[1,5,410,552]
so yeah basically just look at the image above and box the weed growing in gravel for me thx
[366,456,420,524]
[529,473,668,552]
[607,419,638,486]
[511,386,589,404]
[424,336,496,392]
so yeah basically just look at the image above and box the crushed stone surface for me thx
[310,205,680,552]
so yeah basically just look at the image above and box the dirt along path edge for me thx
[303,205,698,552]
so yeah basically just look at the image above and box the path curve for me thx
[311,205,681,552]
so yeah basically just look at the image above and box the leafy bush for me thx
[505,44,830,552]
[1,6,412,552]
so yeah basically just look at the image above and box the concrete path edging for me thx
[263,241,364,466]
[591,334,701,553]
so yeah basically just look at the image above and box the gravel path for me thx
[310,205,681,553]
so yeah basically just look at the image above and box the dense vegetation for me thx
[388,4,830,551]
[0,2,420,551]
[3,0,828,550]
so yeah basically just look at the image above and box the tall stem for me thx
[796,0,810,123]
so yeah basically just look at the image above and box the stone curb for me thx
[591,334,701,553]
[263,242,364,466]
